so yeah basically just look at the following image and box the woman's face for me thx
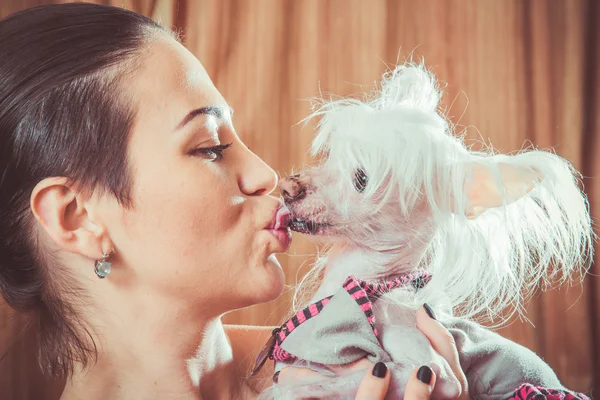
[96,37,289,313]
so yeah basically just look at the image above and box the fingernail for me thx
[417,365,433,384]
[423,303,436,320]
[272,371,280,383]
[372,362,387,378]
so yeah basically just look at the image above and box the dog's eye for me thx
[354,169,368,193]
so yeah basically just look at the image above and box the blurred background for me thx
[0,0,598,398]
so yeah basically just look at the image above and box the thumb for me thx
[355,362,390,400]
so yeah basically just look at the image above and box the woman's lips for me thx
[267,205,292,251]
[274,206,291,230]
[268,227,292,251]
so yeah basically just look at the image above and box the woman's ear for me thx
[465,162,542,220]
[30,177,111,259]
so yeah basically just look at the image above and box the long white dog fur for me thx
[259,61,593,399]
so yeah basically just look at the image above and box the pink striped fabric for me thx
[271,295,333,362]
[267,270,431,363]
[507,383,590,400]
[357,270,431,297]
[342,276,378,338]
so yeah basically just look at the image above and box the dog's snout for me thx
[280,176,306,201]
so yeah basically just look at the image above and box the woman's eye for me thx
[354,168,368,193]
[190,143,232,161]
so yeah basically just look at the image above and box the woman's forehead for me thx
[132,38,226,127]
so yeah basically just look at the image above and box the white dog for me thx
[255,62,593,399]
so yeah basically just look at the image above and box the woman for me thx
[0,3,467,399]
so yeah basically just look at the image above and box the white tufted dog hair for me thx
[261,61,594,399]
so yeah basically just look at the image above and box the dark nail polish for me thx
[272,371,280,383]
[423,303,436,320]
[417,366,433,384]
[372,362,387,378]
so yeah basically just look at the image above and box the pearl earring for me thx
[94,253,112,279]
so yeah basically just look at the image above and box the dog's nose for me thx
[279,176,306,201]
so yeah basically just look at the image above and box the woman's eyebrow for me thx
[175,106,234,131]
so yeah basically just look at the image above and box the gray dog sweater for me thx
[255,272,590,399]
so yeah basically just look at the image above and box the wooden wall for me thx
[0,0,598,398]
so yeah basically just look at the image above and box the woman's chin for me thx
[223,255,285,313]
[252,254,286,303]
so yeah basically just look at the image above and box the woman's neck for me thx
[189,319,254,400]
[60,295,251,400]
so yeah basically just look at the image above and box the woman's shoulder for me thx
[225,324,277,395]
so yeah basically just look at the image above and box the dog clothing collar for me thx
[251,270,432,375]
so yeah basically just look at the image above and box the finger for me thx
[354,362,390,400]
[404,365,436,400]
[416,305,469,399]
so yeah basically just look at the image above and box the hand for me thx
[355,304,468,399]
[354,361,438,400]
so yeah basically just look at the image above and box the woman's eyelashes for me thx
[189,143,233,161]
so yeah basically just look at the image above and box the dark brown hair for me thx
[0,3,167,377]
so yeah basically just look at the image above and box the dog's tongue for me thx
[274,205,292,230]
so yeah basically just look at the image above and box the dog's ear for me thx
[464,163,542,220]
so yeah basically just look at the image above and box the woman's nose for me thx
[239,151,278,196]
[279,175,306,201]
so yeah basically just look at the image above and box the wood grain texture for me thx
[582,0,600,388]
[0,0,597,397]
